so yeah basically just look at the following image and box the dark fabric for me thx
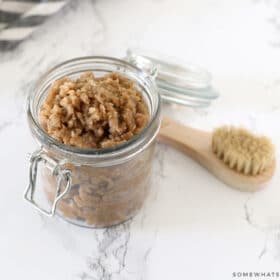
[0,10,23,23]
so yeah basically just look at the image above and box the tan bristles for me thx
[212,126,275,176]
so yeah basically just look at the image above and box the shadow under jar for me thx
[25,57,161,228]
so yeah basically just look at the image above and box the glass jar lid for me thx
[126,48,219,108]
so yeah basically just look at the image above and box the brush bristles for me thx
[212,126,275,175]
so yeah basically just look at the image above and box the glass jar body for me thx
[42,142,155,227]
[26,57,161,228]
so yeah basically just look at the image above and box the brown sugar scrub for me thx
[38,71,153,227]
[40,72,150,149]
[43,148,154,226]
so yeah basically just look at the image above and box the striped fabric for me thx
[0,0,68,50]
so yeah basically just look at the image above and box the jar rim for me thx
[27,56,161,164]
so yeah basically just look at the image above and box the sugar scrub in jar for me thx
[25,57,161,227]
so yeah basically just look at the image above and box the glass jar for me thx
[25,57,161,228]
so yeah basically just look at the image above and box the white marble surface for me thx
[1,0,280,279]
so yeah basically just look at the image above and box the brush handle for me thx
[158,117,211,162]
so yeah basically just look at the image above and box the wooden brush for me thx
[158,117,276,192]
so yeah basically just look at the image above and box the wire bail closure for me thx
[24,148,72,217]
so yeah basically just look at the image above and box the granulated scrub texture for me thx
[43,146,154,226]
[38,72,154,227]
[40,72,150,149]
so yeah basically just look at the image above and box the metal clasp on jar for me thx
[24,148,72,217]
